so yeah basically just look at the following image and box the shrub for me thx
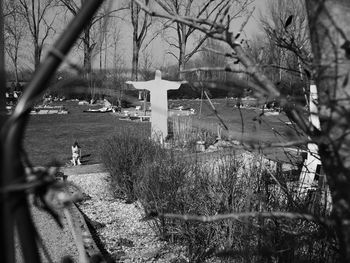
[100,127,162,202]
[136,152,249,262]
[136,151,338,262]
[101,126,338,262]
[136,151,189,240]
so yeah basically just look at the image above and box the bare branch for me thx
[237,6,255,36]
[90,7,128,26]
[134,0,226,37]
[147,211,330,225]
[184,35,208,62]
[181,66,248,74]
[166,50,180,61]
[203,46,237,58]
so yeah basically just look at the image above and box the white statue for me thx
[126,70,183,142]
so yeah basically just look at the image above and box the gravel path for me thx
[15,204,79,262]
[68,171,186,262]
[16,164,186,262]
[15,164,108,263]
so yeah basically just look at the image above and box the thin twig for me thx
[262,161,302,209]
[203,90,228,130]
[181,66,248,74]
[237,6,255,35]
[156,211,332,225]
[203,46,237,58]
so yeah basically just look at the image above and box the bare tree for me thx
[58,0,125,75]
[4,1,26,84]
[139,49,155,80]
[109,23,127,105]
[245,34,307,105]
[58,1,126,102]
[59,0,98,75]
[18,0,57,70]
[194,38,229,81]
[135,0,350,261]
[200,39,227,67]
[129,0,152,81]
[156,0,251,77]
[260,0,311,82]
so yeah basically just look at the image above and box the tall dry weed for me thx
[137,151,338,262]
[100,127,162,202]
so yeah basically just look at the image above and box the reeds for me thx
[170,116,217,150]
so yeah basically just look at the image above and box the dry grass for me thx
[135,151,338,262]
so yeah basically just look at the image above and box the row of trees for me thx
[4,0,309,102]
[4,0,314,107]
[4,0,126,82]
[3,0,255,84]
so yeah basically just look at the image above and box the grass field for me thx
[169,98,305,163]
[170,98,304,143]
[24,101,150,166]
[23,99,304,166]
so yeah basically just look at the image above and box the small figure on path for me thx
[71,141,81,166]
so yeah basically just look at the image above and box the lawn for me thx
[170,98,304,142]
[24,101,150,166]
[23,98,304,167]
[170,98,306,163]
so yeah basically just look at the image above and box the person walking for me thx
[71,141,81,166]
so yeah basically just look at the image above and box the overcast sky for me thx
[122,0,268,69]
[118,0,268,69]
[66,0,268,71]
[6,0,269,74]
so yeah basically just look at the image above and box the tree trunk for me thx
[178,32,187,79]
[131,36,139,81]
[34,42,40,70]
[83,27,92,75]
[83,26,93,100]
[306,1,350,261]
[14,65,18,85]
[178,61,184,79]
[14,46,19,84]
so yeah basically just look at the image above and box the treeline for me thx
[4,0,307,104]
